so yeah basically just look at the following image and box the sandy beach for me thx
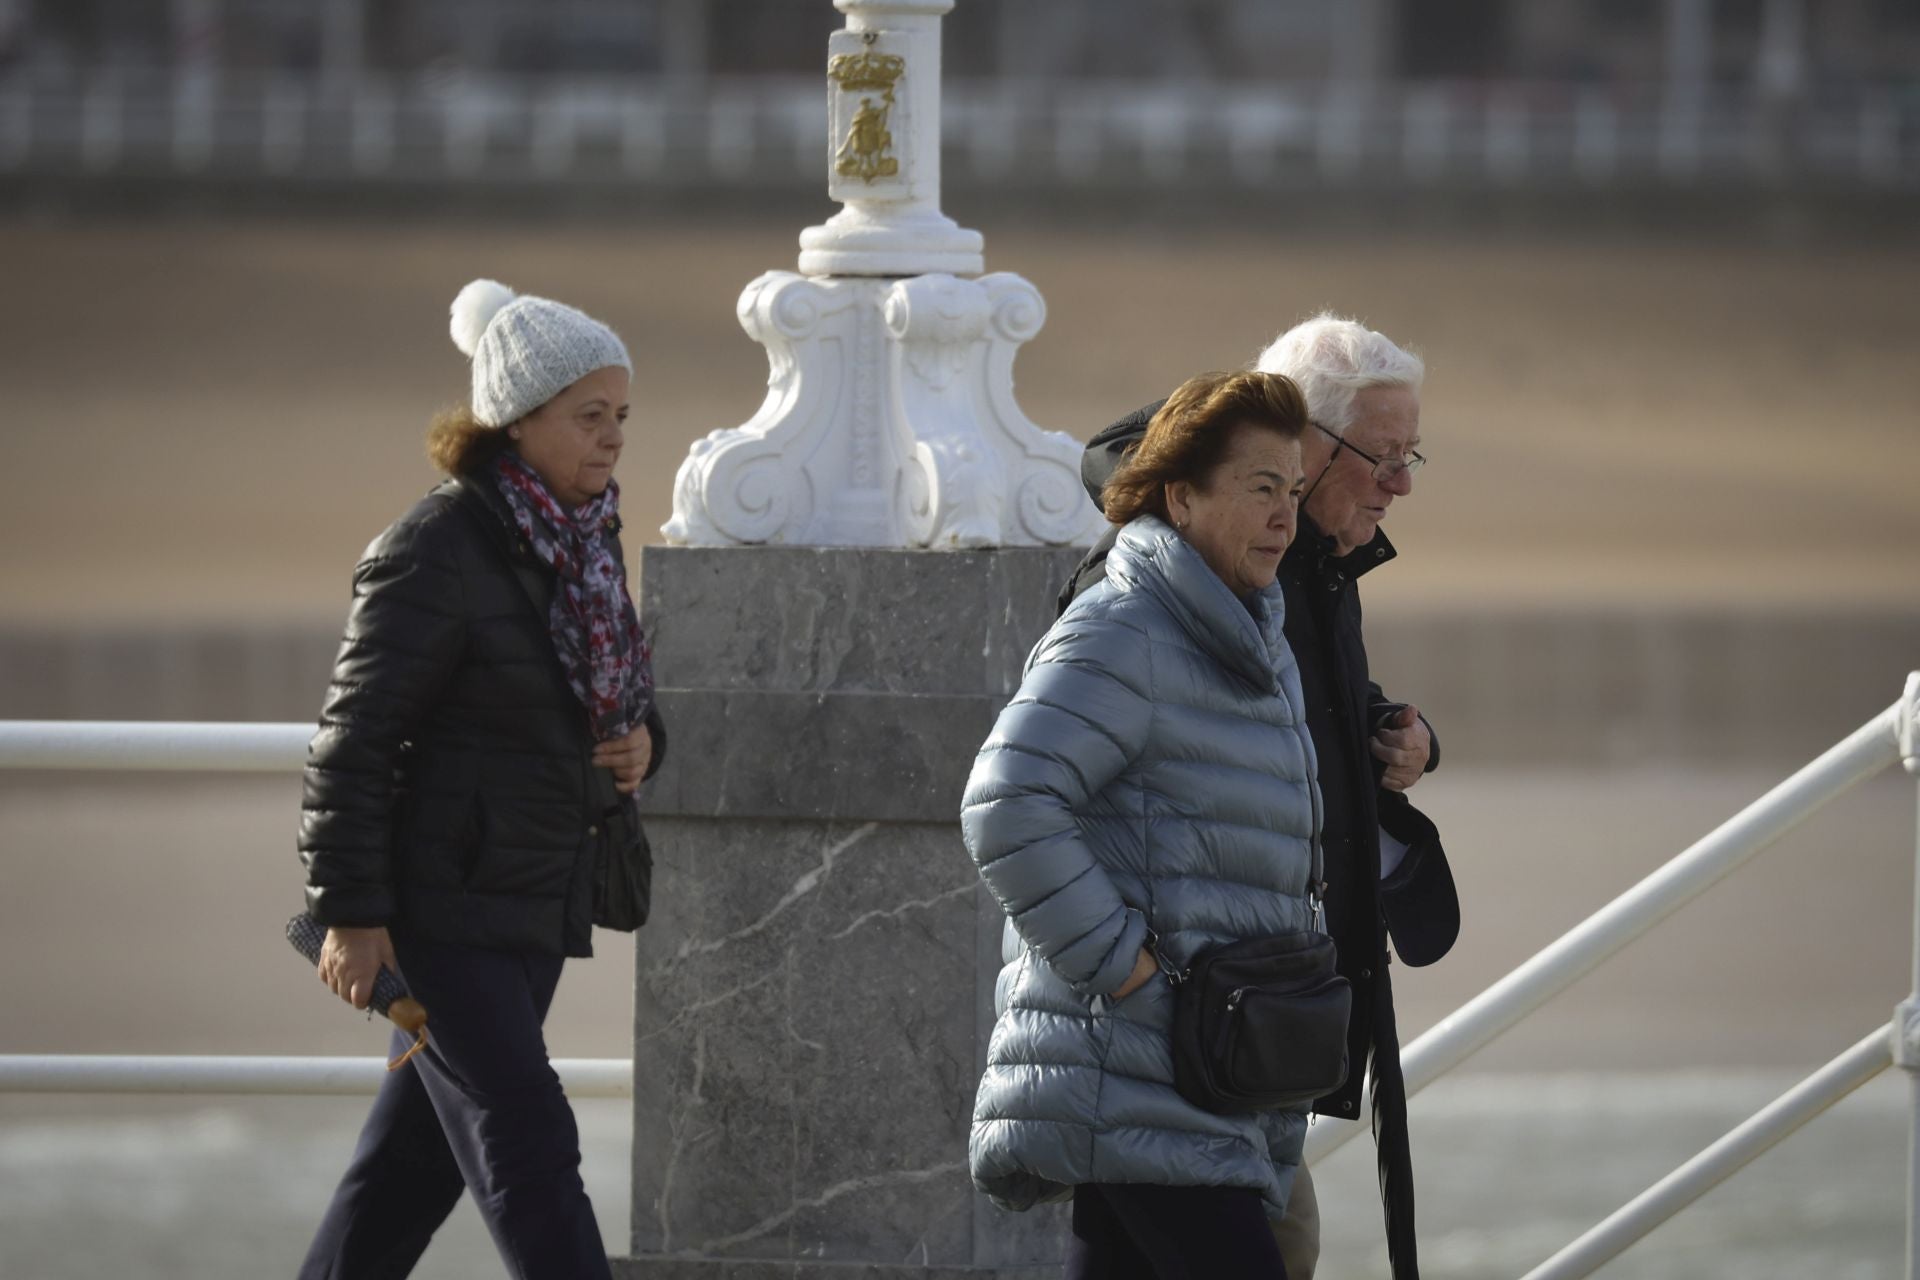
[0,219,1916,625]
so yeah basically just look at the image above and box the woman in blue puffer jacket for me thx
[962,369,1321,1279]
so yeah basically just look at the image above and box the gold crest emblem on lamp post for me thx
[829,50,906,182]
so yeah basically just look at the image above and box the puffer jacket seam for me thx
[1136,624,1157,935]
[1010,859,1108,921]
[983,1110,1269,1150]
[1151,754,1312,785]
[1084,1028,1114,1176]
[1093,1119,1270,1148]
[1132,869,1309,893]
[1080,810,1310,836]
[974,825,1097,875]
[1018,694,1134,759]
[1088,635,1157,1149]
[1120,810,1314,841]
[978,741,1095,799]
[1077,636,1150,1165]
[1044,650,1151,679]
[1136,781,1154,919]
[981,1054,1104,1070]
[1044,613,1155,647]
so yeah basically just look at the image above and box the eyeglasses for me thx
[1311,420,1426,484]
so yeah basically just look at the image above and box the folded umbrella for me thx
[285,913,429,1070]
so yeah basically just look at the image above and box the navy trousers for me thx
[1065,1182,1288,1280]
[297,934,610,1280]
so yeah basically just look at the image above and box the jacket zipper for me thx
[1292,702,1328,935]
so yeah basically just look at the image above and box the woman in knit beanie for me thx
[295,280,662,1279]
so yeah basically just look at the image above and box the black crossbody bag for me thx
[1156,883,1354,1115]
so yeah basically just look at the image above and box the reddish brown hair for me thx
[1100,370,1308,525]
[425,405,516,477]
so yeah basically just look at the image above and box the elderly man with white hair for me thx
[1057,313,1459,1280]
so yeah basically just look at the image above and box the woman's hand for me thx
[593,725,654,794]
[318,926,397,1011]
[1110,946,1161,1001]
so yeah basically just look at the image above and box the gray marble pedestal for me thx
[614,545,1085,1280]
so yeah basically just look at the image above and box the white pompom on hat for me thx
[448,279,632,428]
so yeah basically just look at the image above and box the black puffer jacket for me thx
[299,475,664,958]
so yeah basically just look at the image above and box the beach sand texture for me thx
[0,219,1916,624]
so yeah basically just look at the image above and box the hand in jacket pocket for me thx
[1110,946,1161,1001]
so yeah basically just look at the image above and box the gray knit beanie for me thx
[449,279,632,427]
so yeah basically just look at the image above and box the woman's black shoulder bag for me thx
[1156,886,1354,1115]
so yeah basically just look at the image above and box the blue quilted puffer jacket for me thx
[961,514,1324,1219]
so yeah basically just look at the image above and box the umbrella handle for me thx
[384,997,429,1071]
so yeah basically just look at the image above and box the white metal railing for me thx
[0,717,632,1098]
[3,675,1919,1276]
[0,1054,631,1097]
[1304,672,1920,1278]
[0,719,309,771]
[1306,695,1908,1165]
[1524,1024,1894,1279]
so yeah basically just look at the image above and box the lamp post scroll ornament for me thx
[663,0,1102,551]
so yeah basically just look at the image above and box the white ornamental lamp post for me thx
[663,0,1103,551]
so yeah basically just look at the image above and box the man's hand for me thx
[318,925,397,1011]
[1111,946,1161,1001]
[593,724,655,794]
[1371,705,1431,793]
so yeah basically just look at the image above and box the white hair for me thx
[1252,312,1424,436]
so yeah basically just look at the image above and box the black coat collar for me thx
[441,473,522,557]
[1286,516,1398,583]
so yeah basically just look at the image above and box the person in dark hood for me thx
[1057,313,1458,1280]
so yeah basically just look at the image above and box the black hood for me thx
[1081,398,1167,510]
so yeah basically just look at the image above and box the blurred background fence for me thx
[4,71,1916,191]
[0,0,1915,194]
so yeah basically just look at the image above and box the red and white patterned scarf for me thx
[493,453,654,743]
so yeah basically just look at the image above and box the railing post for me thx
[1899,671,1920,1280]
